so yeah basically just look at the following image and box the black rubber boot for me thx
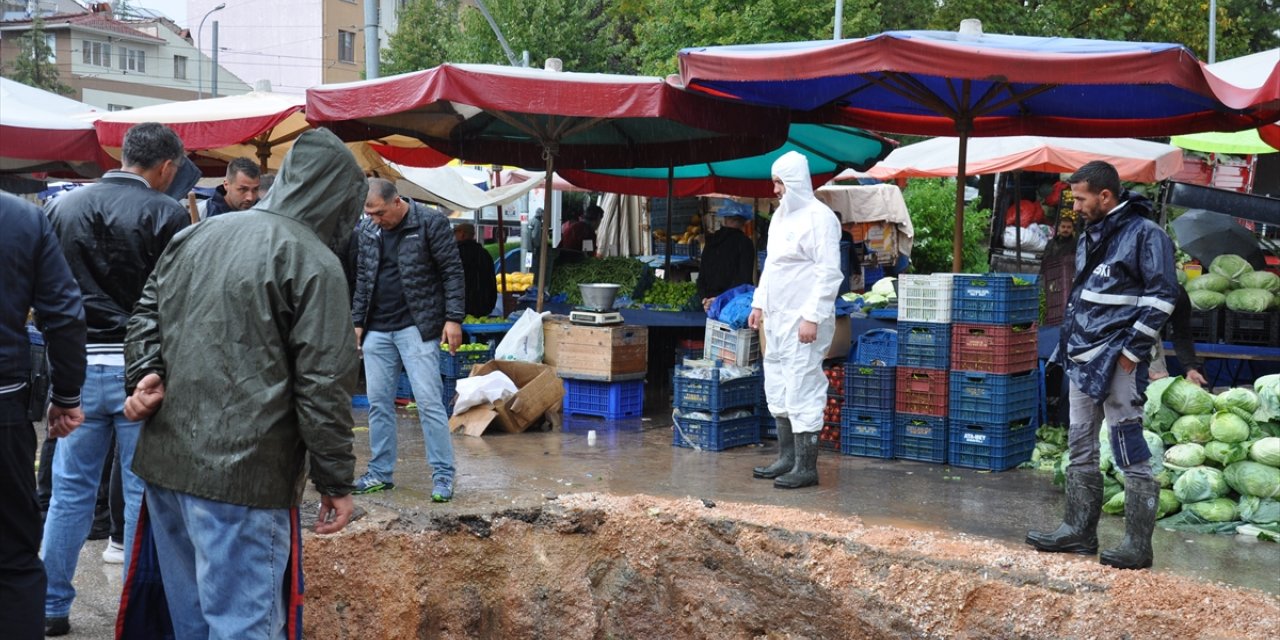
[1026,469,1103,554]
[774,431,818,489]
[1100,476,1158,570]
[753,417,794,479]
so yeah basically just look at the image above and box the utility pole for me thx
[1208,0,1217,63]
[211,21,220,97]
[834,0,843,40]
[364,0,379,79]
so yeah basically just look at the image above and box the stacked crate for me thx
[549,322,650,420]
[672,364,763,451]
[893,274,954,463]
[948,274,1041,471]
[820,362,845,450]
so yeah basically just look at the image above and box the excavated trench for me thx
[302,493,1277,640]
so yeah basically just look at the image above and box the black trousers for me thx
[0,390,45,639]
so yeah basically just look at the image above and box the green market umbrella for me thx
[1171,128,1278,155]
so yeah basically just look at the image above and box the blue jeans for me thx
[363,327,455,484]
[146,484,290,640]
[42,364,145,618]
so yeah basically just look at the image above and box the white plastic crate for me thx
[703,319,760,366]
[897,273,956,323]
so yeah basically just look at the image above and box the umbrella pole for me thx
[664,162,674,274]
[952,127,970,274]
[493,166,508,308]
[256,140,270,173]
[1014,170,1023,268]
[536,151,554,313]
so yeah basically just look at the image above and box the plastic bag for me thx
[494,311,546,362]
[708,284,754,321]
[453,371,519,415]
[1002,224,1050,251]
[719,295,755,329]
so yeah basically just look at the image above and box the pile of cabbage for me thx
[1184,255,1280,314]
[1046,375,1280,540]
[841,277,897,310]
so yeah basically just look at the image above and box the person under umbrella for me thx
[698,201,756,311]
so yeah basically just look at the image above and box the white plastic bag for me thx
[1002,224,1050,251]
[494,311,546,362]
[453,371,519,415]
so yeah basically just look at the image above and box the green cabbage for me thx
[1210,254,1254,282]
[1158,489,1181,518]
[1204,441,1250,467]
[1210,411,1251,444]
[1164,443,1207,470]
[1172,414,1213,444]
[1239,270,1280,294]
[871,277,896,298]
[1177,269,1188,286]
[1185,272,1232,293]
[1215,388,1260,414]
[1188,290,1226,310]
[1184,498,1240,522]
[1163,378,1215,416]
[1251,437,1280,467]
[1223,461,1280,498]
[1225,288,1275,313]
[1173,466,1231,503]
[1103,490,1126,515]
[1146,405,1180,433]
[1254,375,1280,422]
[1155,468,1174,489]
[1238,496,1280,524]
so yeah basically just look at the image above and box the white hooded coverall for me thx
[754,151,844,434]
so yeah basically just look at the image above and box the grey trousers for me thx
[1067,362,1153,481]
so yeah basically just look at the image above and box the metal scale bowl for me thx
[570,283,624,325]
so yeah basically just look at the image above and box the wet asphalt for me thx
[41,406,1280,638]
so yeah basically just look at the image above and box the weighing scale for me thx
[569,308,624,326]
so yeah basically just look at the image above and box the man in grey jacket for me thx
[350,178,465,502]
[122,129,364,638]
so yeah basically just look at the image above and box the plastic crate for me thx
[897,321,952,370]
[895,367,948,417]
[864,265,886,290]
[352,394,369,409]
[461,321,514,336]
[844,364,895,411]
[704,319,760,366]
[897,274,955,323]
[1041,256,1073,327]
[396,372,414,400]
[854,328,898,365]
[894,413,948,463]
[439,345,495,379]
[841,408,894,458]
[672,412,761,451]
[948,370,1039,425]
[759,413,777,439]
[949,322,1038,374]
[673,366,761,412]
[563,378,645,419]
[952,274,1040,325]
[1224,309,1280,346]
[947,418,1037,471]
[442,376,456,412]
[1171,307,1221,343]
[669,241,701,258]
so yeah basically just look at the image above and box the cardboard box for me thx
[543,320,648,381]
[448,361,565,437]
[851,221,897,264]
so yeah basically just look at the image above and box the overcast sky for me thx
[133,0,188,27]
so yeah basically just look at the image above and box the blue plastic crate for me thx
[563,378,645,419]
[841,409,894,458]
[461,321,514,336]
[952,274,1040,325]
[864,265,885,289]
[351,394,369,409]
[439,345,494,379]
[948,370,1039,425]
[947,418,1037,471]
[396,372,414,400]
[759,414,777,439]
[673,366,761,412]
[672,412,761,451]
[844,364,896,411]
[896,321,952,369]
[853,328,898,366]
[442,376,456,412]
[894,413,947,463]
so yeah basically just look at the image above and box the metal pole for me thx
[536,153,554,313]
[833,0,844,40]
[493,166,508,304]
[664,163,674,274]
[1208,0,1217,63]
[196,3,225,100]
[210,21,219,98]
[473,0,520,66]
[364,0,380,79]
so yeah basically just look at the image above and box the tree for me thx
[3,15,71,95]
[382,0,462,74]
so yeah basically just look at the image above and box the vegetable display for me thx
[640,279,699,310]
[548,258,649,306]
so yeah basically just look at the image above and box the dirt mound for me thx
[303,493,1278,639]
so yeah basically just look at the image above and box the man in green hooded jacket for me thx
[122,128,365,639]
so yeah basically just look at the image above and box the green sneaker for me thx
[353,475,394,495]
[431,478,454,503]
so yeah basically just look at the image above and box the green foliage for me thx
[3,16,70,95]
[900,179,990,274]
[382,0,462,74]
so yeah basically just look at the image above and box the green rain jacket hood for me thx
[125,129,367,507]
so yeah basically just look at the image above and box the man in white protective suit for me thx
[749,151,844,489]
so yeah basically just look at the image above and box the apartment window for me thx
[173,55,187,80]
[338,30,355,63]
[43,34,56,63]
[118,47,146,73]
[107,104,132,111]
[81,40,111,67]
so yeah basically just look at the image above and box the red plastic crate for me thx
[894,367,948,417]
[950,322,1038,374]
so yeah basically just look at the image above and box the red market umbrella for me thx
[680,27,1280,271]
[0,77,110,178]
[306,63,789,310]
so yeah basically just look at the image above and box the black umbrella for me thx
[1170,209,1265,271]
